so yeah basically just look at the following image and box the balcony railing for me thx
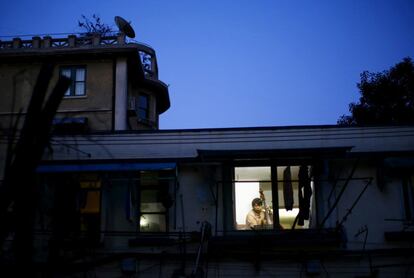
[0,34,130,50]
[0,34,159,80]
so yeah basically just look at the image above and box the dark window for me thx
[38,173,102,248]
[138,94,150,121]
[60,66,86,96]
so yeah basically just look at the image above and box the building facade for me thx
[1,34,414,277]
[0,33,170,133]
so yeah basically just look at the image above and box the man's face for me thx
[253,203,262,213]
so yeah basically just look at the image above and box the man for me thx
[245,198,266,229]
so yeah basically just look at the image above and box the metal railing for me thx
[0,34,127,49]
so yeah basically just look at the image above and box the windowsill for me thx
[209,228,342,252]
[60,237,103,248]
[137,117,153,125]
[137,117,157,129]
[128,233,178,247]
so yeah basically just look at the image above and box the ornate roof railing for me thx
[0,34,128,49]
[0,33,158,79]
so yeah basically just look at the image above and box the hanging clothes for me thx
[283,166,294,211]
[298,165,312,226]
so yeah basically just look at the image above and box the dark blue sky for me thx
[1,0,414,129]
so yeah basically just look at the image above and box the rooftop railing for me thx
[0,34,128,49]
[0,33,158,79]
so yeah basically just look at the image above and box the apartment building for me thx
[0,33,170,133]
[1,33,413,277]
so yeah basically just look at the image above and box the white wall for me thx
[321,160,407,250]
[114,57,128,131]
[175,164,221,233]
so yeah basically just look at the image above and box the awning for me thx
[36,162,176,173]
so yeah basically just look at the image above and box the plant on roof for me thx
[78,14,112,37]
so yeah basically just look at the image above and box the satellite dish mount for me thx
[114,16,136,38]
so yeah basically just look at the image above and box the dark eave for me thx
[197,147,353,161]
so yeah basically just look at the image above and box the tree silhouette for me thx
[78,14,112,37]
[338,57,414,126]
[0,63,70,275]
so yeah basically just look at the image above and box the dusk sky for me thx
[1,0,413,129]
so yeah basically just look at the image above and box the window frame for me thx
[78,177,102,244]
[60,66,87,97]
[37,173,103,247]
[137,170,175,233]
[230,160,315,232]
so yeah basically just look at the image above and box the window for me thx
[139,51,153,77]
[277,166,312,229]
[37,173,102,248]
[138,94,150,121]
[138,171,172,232]
[234,167,272,230]
[234,164,313,231]
[113,169,174,234]
[79,175,101,244]
[60,66,86,96]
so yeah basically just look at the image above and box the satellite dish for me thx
[114,16,136,38]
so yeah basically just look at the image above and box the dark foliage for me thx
[78,14,112,37]
[0,64,70,274]
[338,57,414,126]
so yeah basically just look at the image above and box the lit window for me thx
[233,165,313,231]
[234,167,273,230]
[138,171,171,232]
[60,66,86,96]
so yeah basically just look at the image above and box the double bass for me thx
[259,188,272,226]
